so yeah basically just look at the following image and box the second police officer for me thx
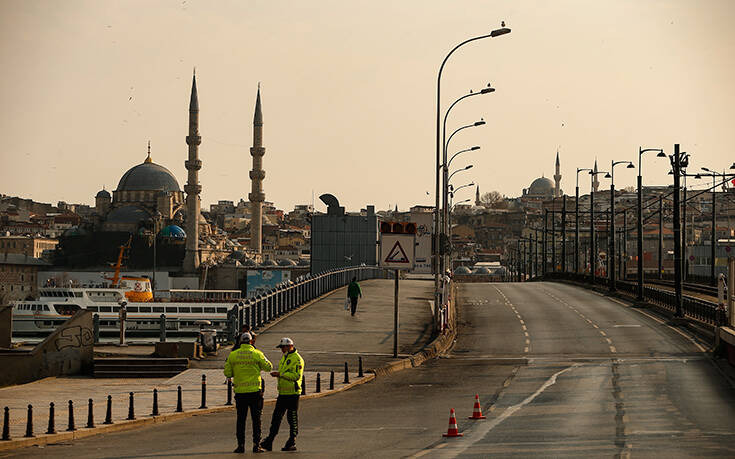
[261,337,304,452]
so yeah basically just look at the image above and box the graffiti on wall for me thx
[54,325,94,351]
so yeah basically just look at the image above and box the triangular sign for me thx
[384,240,410,263]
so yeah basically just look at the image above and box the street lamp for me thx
[448,146,481,169]
[576,168,593,274]
[434,25,511,327]
[608,160,635,292]
[637,147,665,300]
[590,168,609,284]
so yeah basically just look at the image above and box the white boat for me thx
[11,280,242,335]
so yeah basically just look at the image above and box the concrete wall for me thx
[0,310,94,387]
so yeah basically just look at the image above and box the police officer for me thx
[261,337,304,452]
[224,332,272,453]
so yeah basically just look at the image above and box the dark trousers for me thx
[266,394,300,444]
[235,392,264,446]
[349,297,358,315]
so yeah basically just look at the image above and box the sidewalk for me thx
[0,279,436,448]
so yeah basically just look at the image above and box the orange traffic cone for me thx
[442,408,463,437]
[468,394,486,420]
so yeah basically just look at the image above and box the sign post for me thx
[379,221,416,358]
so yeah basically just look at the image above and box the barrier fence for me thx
[542,272,726,326]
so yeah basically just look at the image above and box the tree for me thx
[479,191,508,209]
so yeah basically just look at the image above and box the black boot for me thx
[233,444,245,453]
[260,437,273,451]
[282,438,297,451]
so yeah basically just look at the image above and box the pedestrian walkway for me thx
[0,278,436,449]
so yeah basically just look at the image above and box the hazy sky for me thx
[1,0,733,214]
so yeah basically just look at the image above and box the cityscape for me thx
[1,1,735,458]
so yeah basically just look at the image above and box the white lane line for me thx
[613,325,642,328]
[432,366,576,458]
[600,331,607,336]
[522,325,527,331]
[524,346,529,353]
[524,331,529,337]
[519,320,525,325]
[606,338,613,344]
[593,324,599,329]
[625,303,708,353]
[525,338,530,345]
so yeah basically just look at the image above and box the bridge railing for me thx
[542,272,726,326]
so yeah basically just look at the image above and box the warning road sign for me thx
[380,234,415,270]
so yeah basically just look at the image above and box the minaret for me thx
[475,185,481,206]
[553,151,561,197]
[183,72,202,272]
[592,159,600,192]
[248,84,266,253]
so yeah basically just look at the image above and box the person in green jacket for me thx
[224,332,272,454]
[347,277,362,316]
[261,337,304,452]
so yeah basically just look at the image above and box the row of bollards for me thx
[2,359,367,441]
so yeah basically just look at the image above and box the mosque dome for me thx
[116,157,181,192]
[260,259,278,267]
[96,189,111,199]
[527,177,554,196]
[159,225,186,239]
[454,266,472,275]
[472,267,492,275]
[106,205,150,224]
[278,259,297,267]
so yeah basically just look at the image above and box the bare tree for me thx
[479,191,508,209]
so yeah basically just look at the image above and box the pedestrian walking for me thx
[347,277,362,316]
[261,337,304,452]
[224,332,272,453]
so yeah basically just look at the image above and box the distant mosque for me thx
[521,151,563,200]
[85,73,267,272]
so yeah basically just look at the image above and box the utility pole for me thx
[658,196,664,279]
[562,196,567,273]
[671,144,684,317]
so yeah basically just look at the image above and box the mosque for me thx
[59,74,267,271]
[522,151,563,200]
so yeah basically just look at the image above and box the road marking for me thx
[433,365,576,458]
[593,324,599,329]
[524,331,529,337]
[606,338,613,344]
[626,304,708,353]
[614,325,642,328]
[522,325,527,331]
[599,331,607,337]
[524,346,529,353]
[610,346,617,353]
[519,320,525,325]
[525,338,530,345]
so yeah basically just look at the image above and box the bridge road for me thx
[5,282,735,458]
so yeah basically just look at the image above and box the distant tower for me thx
[592,159,600,192]
[554,151,561,197]
[183,72,202,272]
[249,85,266,253]
[475,185,481,206]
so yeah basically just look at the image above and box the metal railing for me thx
[543,272,726,326]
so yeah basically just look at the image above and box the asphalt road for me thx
[5,282,735,458]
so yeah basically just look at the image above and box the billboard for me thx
[246,269,291,297]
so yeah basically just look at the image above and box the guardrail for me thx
[542,272,727,326]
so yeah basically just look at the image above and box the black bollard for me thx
[343,362,350,384]
[151,389,159,416]
[301,375,306,395]
[46,402,56,434]
[103,395,113,425]
[358,356,364,377]
[176,386,183,412]
[86,399,95,428]
[329,370,335,390]
[2,407,9,440]
[225,379,233,406]
[127,392,135,420]
[316,373,321,393]
[67,400,76,431]
[24,404,34,438]
[200,375,207,409]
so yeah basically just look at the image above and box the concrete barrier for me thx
[0,311,94,387]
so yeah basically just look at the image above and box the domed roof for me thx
[261,259,278,267]
[106,205,150,223]
[278,259,297,267]
[117,157,181,192]
[472,267,492,275]
[96,189,111,198]
[159,225,186,238]
[528,176,554,195]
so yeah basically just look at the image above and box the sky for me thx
[1,0,734,214]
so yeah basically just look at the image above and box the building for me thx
[0,235,58,259]
[0,253,50,301]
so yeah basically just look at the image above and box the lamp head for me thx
[702,167,712,172]
[626,163,635,169]
[656,151,666,157]
[480,87,495,94]
[490,27,511,37]
[474,120,486,126]
[465,165,474,170]
[694,174,702,179]
[604,172,611,179]
[470,146,480,151]
[730,162,735,170]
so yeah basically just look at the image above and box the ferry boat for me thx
[11,282,241,335]
[11,237,242,336]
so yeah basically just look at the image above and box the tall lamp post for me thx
[576,168,592,274]
[607,160,635,292]
[669,144,688,318]
[434,25,511,329]
[590,168,609,283]
[445,164,474,273]
[636,147,666,300]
